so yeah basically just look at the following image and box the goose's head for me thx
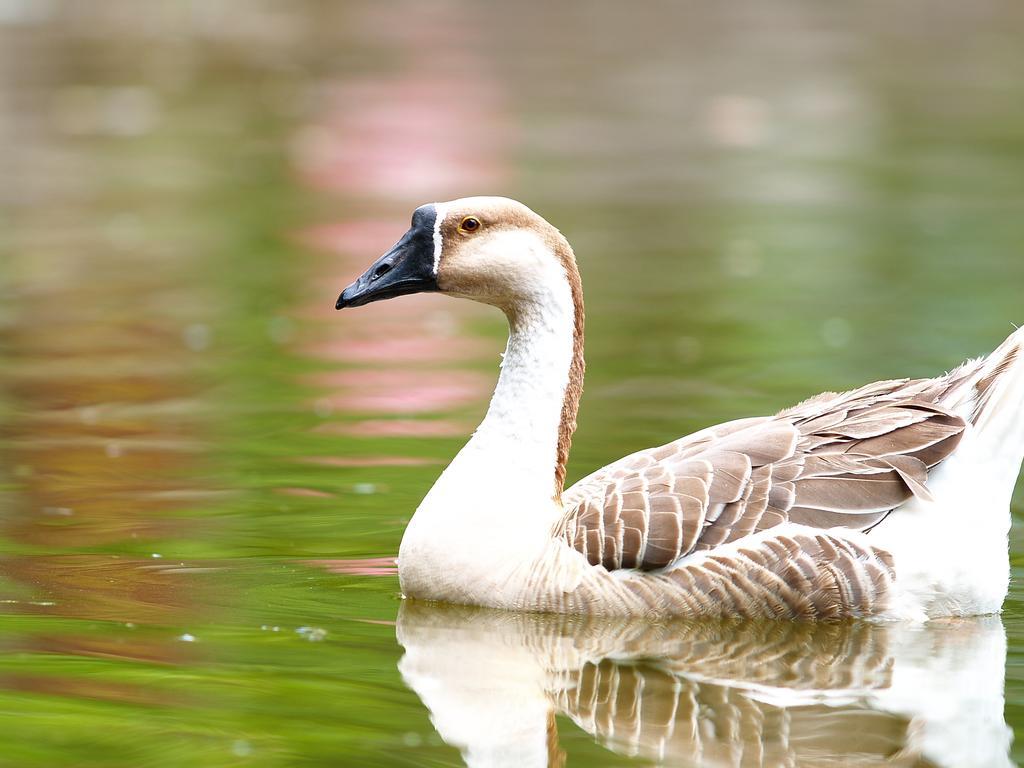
[336,196,577,312]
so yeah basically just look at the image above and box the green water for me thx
[2,2,1024,766]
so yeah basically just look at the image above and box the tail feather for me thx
[971,327,1023,430]
[933,325,1024,431]
[929,326,1024,494]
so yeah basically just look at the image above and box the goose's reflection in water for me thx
[396,603,1012,768]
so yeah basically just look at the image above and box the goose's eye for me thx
[459,217,481,234]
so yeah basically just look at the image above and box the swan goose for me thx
[336,196,1024,621]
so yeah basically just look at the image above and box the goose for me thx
[336,196,1024,621]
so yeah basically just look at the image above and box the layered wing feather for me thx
[559,377,966,572]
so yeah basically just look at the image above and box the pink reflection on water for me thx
[304,335,484,365]
[297,456,438,468]
[313,419,468,438]
[274,487,335,498]
[285,3,512,561]
[310,369,489,414]
[306,557,398,576]
[296,220,401,258]
[291,75,510,199]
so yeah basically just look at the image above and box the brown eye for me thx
[459,216,481,233]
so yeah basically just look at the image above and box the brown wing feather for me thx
[559,378,967,572]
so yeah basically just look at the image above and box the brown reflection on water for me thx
[0,293,223,712]
[0,271,215,621]
[0,337,213,687]
[0,556,210,626]
[0,671,185,708]
[0,15,223,658]
[0,293,214,689]
[1,626,195,666]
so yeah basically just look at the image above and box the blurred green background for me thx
[1,1,1023,765]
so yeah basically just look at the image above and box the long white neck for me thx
[398,252,582,605]
[472,297,577,492]
[422,291,576,525]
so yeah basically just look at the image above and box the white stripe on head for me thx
[432,201,449,276]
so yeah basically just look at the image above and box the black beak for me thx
[336,205,439,309]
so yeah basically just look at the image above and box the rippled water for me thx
[2,2,1024,766]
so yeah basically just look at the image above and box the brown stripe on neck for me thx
[549,235,585,501]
